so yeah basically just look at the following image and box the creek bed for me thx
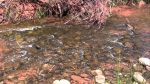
[0,8,149,84]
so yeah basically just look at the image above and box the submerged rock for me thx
[133,72,146,84]
[139,57,150,66]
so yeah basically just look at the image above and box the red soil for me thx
[111,5,136,17]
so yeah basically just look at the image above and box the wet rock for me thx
[139,57,150,66]
[91,69,105,84]
[133,72,146,84]
[53,79,70,84]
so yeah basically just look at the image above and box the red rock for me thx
[71,75,89,84]
[17,68,37,80]
[80,73,89,78]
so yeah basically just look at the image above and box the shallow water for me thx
[0,8,149,83]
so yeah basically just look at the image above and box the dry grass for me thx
[1,0,110,27]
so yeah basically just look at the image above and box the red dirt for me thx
[111,5,136,17]
[111,4,150,17]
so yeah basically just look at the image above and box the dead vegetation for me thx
[0,0,110,27]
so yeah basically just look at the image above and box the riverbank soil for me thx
[0,4,150,84]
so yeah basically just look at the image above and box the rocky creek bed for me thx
[0,7,150,84]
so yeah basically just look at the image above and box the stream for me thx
[0,8,149,84]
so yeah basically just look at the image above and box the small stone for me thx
[95,75,105,84]
[133,72,146,83]
[91,69,105,84]
[42,64,55,71]
[139,57,150,66]
[53,80,60,84]
[7,75,15,79]
[42,64,50,70]
[53,79,70,84]
[132,82,138,84]
[59,79,70,84]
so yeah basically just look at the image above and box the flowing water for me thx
[0,8,149,83]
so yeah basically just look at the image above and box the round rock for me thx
[133,72,146,84]
[139,57,150,66]
[53,79,70,84]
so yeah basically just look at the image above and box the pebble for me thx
[53,80,60,84]
[132,82,138,84]
[133,72,146,84]
[53,79,70,84]
[95,75,105,84]
[91,69,105,84]
[7,75,15,79]
[139,57,150,66]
